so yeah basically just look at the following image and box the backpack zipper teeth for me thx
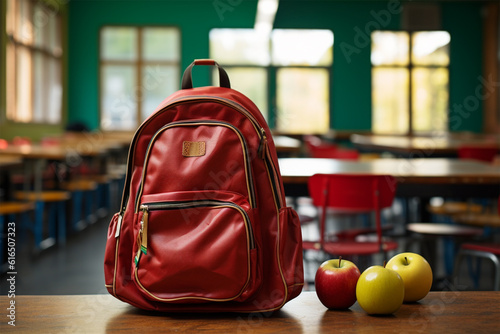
[170,96,262,135]
[122,95,281,215]
[134,120,256,212]
[139,200,255,249]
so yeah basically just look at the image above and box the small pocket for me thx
[279,207,304,299]
[133,191,259,303]
[104,212,121,296]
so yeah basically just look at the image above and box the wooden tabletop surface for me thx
[2,291,498,333]
[0,156,23,169]
[279,157,500,185]
[351,133,500,155]
[273,135,302,153]
[0,143,110,160]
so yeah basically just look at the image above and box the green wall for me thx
[275,0,484,132]
[275,1,401,131]
[65,0,484,133]
[67,0,258,130]
[443,2,484,132]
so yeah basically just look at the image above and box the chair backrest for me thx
[308,174,397,210]
[309,146,360,160]
[458,145,499,163]
[304,135,360,160]
[308,174,397,247]
[303,135,324,149]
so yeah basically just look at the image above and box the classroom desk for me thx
[0,143,112,193]
[0,142,111,160]
[2,291,498,333]
[351,133,500,157]
[60,131,133,151]
[273,135,302,156]
[279,158,500,199]
[0,156,23,169]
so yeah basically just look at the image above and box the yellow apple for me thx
[355,265,404,315]
[386,252,433,302]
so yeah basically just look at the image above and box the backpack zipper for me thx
[158,96,267,160]
[137,200,255,258]
[121,95,283,216]
[134,120,256,212]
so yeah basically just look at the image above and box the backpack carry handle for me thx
[181,59,231,89]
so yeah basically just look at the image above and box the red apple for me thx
[315,257,361,309]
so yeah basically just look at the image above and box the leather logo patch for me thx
[182,141,206,157]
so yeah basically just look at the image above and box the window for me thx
[99,26,180,131]
[371,31,450,135]
[210,28,333,134]
[5,0,63,124]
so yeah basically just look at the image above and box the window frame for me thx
[371,30,450,135]
[98,25,181,131]
[5,0,63,125]
[210,28,333,134]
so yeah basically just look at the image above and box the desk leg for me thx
[0,170,10,201]
[33,159,46,193]
[34,201,44,249]
[23,160,32,191]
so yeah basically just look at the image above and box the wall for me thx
[275,0,484,132]
[275,1,400,131]
[66,1,485,133]
[442,2,484,132]
[67,0,257,130]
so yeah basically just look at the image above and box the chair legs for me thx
[33,199,67,250]
[34,201,59,250]
[1,208,33,271]
[453,248,500,291]
[0,215,6,270]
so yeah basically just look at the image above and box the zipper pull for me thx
[258,128,268,160]
[114,212,123,238]
[140,205,149,255]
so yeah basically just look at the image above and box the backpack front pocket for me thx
[133,191,259,303]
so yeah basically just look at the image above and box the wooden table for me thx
[0,156,23,170]
[351,133,500,157]
[279,158,500,198]
[0,142,111,160]
[273,135,302,156]
[0,143,114,193]
[60,131,133,151]
[2,291,498,332]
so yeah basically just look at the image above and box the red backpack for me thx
[104,59,304,312]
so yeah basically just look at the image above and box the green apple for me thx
[386,252,433,302]
[355,265,405,315]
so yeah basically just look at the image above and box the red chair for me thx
[458,145,499,163]
[11,136,32,146]
[303,135,324,150]
[428,144,498,231]
[310,146,360,160]
[0,139,8,149]
[453,243,500,290]
[304,135,359,160]
[453,197,500,290]
[307,174,398,259]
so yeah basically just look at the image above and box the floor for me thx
[1,216,109,295]
[1,199,497,295]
